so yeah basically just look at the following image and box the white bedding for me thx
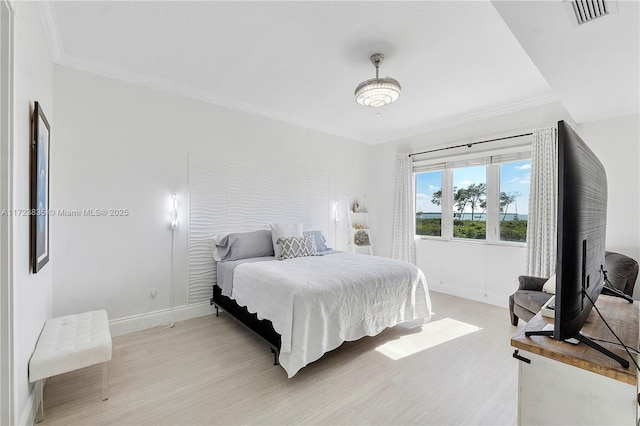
[230,252,432,377]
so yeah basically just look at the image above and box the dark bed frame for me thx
[210,284,282,365]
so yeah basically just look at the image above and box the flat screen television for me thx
[555,120,607,340]
[526,120,629,368]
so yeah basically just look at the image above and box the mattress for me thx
[230,252,432,377]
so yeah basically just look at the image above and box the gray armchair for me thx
[509,251,639,326]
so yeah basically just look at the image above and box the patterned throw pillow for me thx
[277,235,317,260]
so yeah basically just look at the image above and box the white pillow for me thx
[542,274,556,294]
[211,233,227,261]
[269,223,303,258]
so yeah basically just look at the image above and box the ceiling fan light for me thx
[354,77,402,107]
[355,53,401,108]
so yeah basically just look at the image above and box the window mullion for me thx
[442,169,454,240]
[486,164,500,243]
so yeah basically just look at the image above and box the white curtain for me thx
[526,128,558,277]
[391,154,415,263]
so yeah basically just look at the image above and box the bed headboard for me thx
[188,155,331,304]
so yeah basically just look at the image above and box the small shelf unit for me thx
[347,207,373,255]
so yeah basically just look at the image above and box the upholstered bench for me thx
[29,310,112,421]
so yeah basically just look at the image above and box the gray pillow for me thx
[215,229,274,261]
[304,230,331,252]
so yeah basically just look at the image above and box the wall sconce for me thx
[170,193,178,230]
[334,200,340,222]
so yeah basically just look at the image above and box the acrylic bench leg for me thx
[34,379,45,423]
[102,362,109,401]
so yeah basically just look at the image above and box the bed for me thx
[210,227,432,377]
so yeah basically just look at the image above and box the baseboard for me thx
[17,387,36,426]
[429,284,509,308]
[109,302,215,337]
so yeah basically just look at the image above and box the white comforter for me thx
[231,252,432,377]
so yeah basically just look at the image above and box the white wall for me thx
[13,1,54,424]
[51,66,373,325]
[576,114,640,297]
[417,239,526,306]
[369,102,572,306]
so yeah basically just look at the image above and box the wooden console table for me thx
[511,295,639,425]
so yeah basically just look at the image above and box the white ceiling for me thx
[492,0,639,124]
[39,1,638,144]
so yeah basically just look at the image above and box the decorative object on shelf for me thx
[354,230,370,246]
[31,101,50,273]
[346,196,373,255]
[354,53,401,108]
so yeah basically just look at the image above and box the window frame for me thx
[413,142,531,247]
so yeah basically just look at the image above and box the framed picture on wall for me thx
[31,101,50,273]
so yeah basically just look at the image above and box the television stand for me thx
[512,295,638,425]
[525,327,630,368]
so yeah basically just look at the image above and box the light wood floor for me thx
[40,292,522,425]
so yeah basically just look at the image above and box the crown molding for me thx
[56,50,561,146]
[369,93,560,144]
[54,50,560,146]
[36,0,63,62]
[56,52,366,144]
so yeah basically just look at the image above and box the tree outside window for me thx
[499,160,530,242]
[452,166,487,240]
[415,171,442,236]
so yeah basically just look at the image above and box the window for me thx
[499,160,531,242]
[416,171,442,236]
[413,147,531,245]
[453,166,486,240]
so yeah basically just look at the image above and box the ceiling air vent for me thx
[566,0,618,26]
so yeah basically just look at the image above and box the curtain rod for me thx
[408,132,533,158]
